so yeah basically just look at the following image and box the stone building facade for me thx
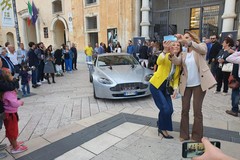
[0,0,240,51]
[0,0,73,49]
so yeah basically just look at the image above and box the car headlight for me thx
[145,74,153,81]
[98,77,113,84]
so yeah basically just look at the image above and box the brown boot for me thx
[226,110,238,117]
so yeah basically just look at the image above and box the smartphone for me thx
[182,141,221,158]
[163,35,177,42]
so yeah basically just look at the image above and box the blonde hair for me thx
[185,31,201,44]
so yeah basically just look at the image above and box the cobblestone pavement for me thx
[0,53,240,159]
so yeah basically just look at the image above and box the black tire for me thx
[93,84,98,99]
[90,75,93,83]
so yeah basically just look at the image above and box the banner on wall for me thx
[68,12,73,32]
[1,0,14,27]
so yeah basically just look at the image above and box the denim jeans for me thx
[150,82,173,131]
[22,83,30,95]
[231,88,240,113]
[86,56,92,62]
[65,59,72,72]
[31,68,38,85]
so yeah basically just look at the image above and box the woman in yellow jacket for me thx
[149,41,182,139]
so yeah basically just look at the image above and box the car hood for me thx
[97,65,148,83]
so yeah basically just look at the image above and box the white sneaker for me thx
[222,92,227,96]
[11,145,28,154]
[41,79,47,83]
[37,82,42,85]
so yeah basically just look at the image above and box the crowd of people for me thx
[0,41,78,158]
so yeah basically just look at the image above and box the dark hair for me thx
[28,42,35,47]
[175,41,182,57]
[61,44,66,50]
[224,37,234,47]
[47,45,53,51]
[5,42,10,47]
[211,34,219,39]
[237,39,240,45]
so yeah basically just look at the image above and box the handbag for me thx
[166,80,174,95]
[222,63,233,72]
[166,64,176,95]
[228,74,240,89]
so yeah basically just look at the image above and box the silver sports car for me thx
[89,53,153,99]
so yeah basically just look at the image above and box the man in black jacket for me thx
[71,43,77,70]
[0,59,19,158]
[208,35,222,78]
[28,42,39,88]
[139,41,149,67]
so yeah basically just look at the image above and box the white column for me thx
[140,0,150,40]
[135,0,141,37]
[35,18,40,42]
[222,0,237,32]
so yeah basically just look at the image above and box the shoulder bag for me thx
[222,63,233,72]
[166,64,176,95]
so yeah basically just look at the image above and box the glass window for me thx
[86,0,96,5]
[202,5,219,38]
[52,0,62,13]
[86,16,97,30]
[190,8,200,29]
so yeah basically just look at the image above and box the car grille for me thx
[110,83,148,91]
[112,91,146,97]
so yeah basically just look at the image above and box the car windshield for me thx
[97,55,139,67]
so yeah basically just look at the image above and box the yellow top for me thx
[84,46,93,56]
[149,52,180,89]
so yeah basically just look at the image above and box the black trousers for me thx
[61,59,65,72]
[216,68,230,93]
[72,58,77,69]
[37,61,45,82]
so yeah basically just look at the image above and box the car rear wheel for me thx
[89,75,93,83]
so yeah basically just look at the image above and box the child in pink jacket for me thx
[1,68,28,154]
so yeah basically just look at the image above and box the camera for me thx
[182,141,220,158]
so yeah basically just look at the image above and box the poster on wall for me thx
[1,0,15,27]
[133,37,145,54]
[68,12,73,32]
[107,28,117,47]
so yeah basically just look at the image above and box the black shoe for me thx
[226,110,238,117]
[32,84,39,88]
[158,129,174,139]
[52,81,56,83]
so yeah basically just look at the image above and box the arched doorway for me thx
[6,32,15,46]
[53,20,66,48]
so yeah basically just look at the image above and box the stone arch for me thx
[50,16,69,48]
[6,32,15,46]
